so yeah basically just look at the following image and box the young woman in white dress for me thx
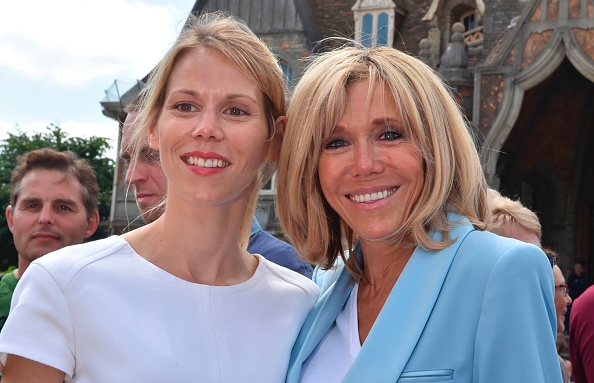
[0,12,318,383]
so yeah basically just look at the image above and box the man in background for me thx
[0,149,100,332]
[120,103,312,278]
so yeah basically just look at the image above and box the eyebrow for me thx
[170,89,258,104]
[19,197,78,206]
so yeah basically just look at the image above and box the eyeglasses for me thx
[546,254,557,268]
[555,283,569,297]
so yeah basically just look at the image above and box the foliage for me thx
[0,124,114,270]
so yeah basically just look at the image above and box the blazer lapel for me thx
[343,213,474,382]
[287,260,357,382]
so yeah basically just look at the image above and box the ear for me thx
[275,115,287,136]
[84,211,100,239]
[6,205,14,233]
[148,126,159,150]
[264,116,286,162]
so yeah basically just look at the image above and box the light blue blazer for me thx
[287,214,562,383]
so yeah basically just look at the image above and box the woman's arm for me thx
[2,355,65,383]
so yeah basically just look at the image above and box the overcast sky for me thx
[0,0,196,159]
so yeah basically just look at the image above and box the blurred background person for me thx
[0,149,99,333]
[570,282,594,382]
[567,260,589,333]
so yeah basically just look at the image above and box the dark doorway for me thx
[495,58,594,276]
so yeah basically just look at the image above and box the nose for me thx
[566,294,573,306]
[125,159,148,186]
[37,205,55,225]
[192,109,224,141]
[351,142,383,177]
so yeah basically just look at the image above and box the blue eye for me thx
[381,130,402,141]
[324,139,348,149]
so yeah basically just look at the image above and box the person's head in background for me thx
[6,148,100,276]
[132,11,286,245]
[544,249,573,334]
[574,261,584,276]
[488,189,571,334]
[488,188,541,248]
[120,96,167,224]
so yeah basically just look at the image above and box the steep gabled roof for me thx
[192,0,320,47]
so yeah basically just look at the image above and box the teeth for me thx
[184,156,229,168]
[349,188,396,203]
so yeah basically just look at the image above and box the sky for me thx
[0,0,197,160]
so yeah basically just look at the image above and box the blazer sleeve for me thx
[474,243,562,382]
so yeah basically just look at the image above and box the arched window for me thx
[362,13,373,46]
[352,0,396,47]
[377,12,389,46]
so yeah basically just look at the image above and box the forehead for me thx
[167,47,262,101]
[553,265,564,283]
[17,169,84,204]
[338,80,402,125]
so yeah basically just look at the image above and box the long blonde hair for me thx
[132,11,286,246]
[277,45,489,278]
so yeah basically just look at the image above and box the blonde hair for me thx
[277,44,489,278]
[488,188,542,240]
[132,11,286,246]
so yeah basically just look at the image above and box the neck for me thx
[124,196,256,285]
[15,255,32,280]
[359,240,415,292]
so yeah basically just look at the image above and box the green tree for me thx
[0,124,114,270]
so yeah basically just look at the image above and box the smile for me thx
[184,156,229,168]
[349,187,397,203]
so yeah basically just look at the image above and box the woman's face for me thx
[150,47,269,207]
[553,264,572,334]
[317,79,425,245]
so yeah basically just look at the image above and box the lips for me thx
[32,232,59,240]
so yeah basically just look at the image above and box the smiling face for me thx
[149,47,270,208]
[6,169,98,265]
[317,79,425,247]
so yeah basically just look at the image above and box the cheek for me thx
[317,157,336,198]
[554,295,565,312]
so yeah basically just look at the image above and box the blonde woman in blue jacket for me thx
[277,44,561,382]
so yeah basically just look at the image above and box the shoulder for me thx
[459,230,547,267]
[248,231,298,259]
[574,285,594,309]
[256,255,319,304]
[249,231,313,277]
[30,236,130,286]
